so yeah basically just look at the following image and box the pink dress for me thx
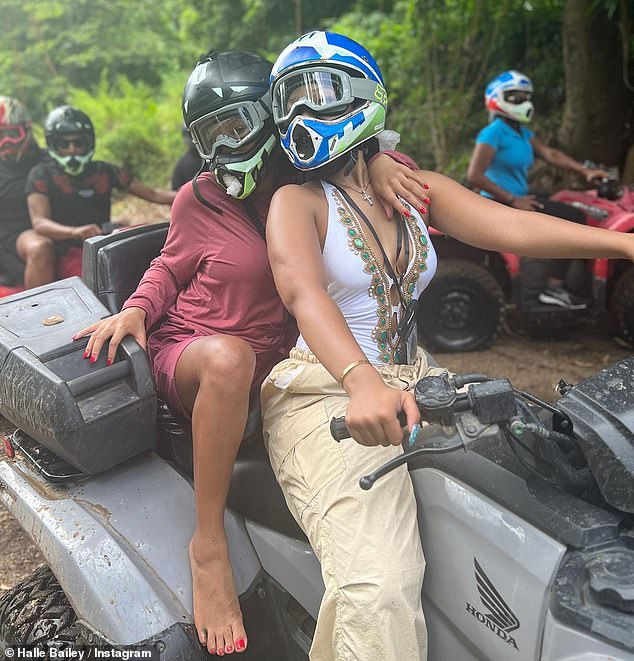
[123,172,297,417]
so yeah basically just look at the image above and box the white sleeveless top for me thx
[295,180,437,365]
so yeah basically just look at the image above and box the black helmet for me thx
[182,50,279,199]
[44,105,95,175]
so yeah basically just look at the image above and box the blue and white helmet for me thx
[485,70,534,123]
[270,31,388,170]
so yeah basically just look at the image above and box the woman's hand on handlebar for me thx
[72,306,147,366]
[344,377,420,447]
[583,165,611,182]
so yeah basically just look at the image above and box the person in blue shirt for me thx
[467,70,608,310]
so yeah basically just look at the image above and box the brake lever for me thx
[359,434,464,490]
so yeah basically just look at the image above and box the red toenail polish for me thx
[226,646,233,653]
[236,639,246,651]
[217,649,225,656]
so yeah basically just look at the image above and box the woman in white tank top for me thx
[261,32,634,661]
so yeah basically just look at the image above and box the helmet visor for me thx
[503,90,532,105]
[0,125,27,148]
[273,69,353,128]
[189,100,269,161]
[52,134,90,152]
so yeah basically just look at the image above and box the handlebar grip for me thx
[330,416,350,442]
[330,412,409,442]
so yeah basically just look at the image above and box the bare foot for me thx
[189,536,248,654]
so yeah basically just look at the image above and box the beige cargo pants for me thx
[261,347,446,661]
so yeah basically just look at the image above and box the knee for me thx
[23,236,55,263]
[196,337,256,388]
[341,567,424,618]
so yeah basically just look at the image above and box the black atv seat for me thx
[83,225,307,541]
[83,224,170,315]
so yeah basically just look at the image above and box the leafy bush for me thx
[69,73,186,186]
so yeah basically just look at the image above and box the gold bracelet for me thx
[340,359,371,386]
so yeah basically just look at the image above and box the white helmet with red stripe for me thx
[0,96,32,163]
[484,70,534,123]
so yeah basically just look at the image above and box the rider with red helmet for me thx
[0,96,55,289]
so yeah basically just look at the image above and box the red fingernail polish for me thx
[90,355,96,364]
[83,350,89,359]
[403,209,411,217]
[424,197,431,205]
[236,639,246,651]
[419,207,427,214]
[423,183,430,189]
[106,358,113,366]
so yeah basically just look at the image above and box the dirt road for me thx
[0,316,631,594]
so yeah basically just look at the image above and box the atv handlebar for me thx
[330,373,516,442]
[330,412,408,442]
[330,371,581,491]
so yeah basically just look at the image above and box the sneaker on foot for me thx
[538,286,588,310]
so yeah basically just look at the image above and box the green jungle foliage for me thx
[1,0,631,185]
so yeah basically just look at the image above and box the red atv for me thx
[0,247,87,299]
[419,170,634,351]
[0,222,127,298]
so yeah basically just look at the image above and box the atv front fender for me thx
[0,452,261,646]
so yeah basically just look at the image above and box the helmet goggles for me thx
[52,134,90,151]
[503,90,532,105]
[189,97,271,162]
[0,124,27,145]
[272,67,384,131]
[0,124,28,158]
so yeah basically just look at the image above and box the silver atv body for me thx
[1,225,633,660]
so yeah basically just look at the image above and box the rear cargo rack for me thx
[9,429,86,483]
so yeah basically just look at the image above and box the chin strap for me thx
[192,172,223,214]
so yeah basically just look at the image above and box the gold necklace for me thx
[338,180,373,206]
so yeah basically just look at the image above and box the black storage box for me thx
[0,277,157,474]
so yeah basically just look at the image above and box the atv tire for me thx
[0,565,81,654]
[610,265,634,347]
[418,259,505,352]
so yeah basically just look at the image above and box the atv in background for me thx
[0,222,128,299]
[419,167,634,352]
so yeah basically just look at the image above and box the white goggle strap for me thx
[350,78,387,107]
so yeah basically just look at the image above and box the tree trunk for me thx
[294,0,303,35]
[558,0,633,168]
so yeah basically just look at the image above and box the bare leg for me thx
[175,335,255,655]
[15,229,55,288]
